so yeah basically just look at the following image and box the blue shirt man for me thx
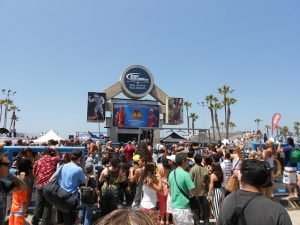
[53,161,86,193]
[52,149,86,225]
[277,138,298,200]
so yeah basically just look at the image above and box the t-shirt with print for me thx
[168,168,195,209]
[221,159,233,187]
[189,164,209,196]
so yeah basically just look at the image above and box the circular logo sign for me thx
[120,65,154,99]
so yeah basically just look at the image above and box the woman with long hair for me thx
[95,209,154,225]
[261,140,275,198]
[99,158,120,217]
[208,162,224,221]
[230,146,243,187]
[140,162,162,225]
[157,156,171,225]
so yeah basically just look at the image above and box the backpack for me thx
[290,145,300,164]
[80,176,98,204]
[225,192,260,225]
[101,169,120,192]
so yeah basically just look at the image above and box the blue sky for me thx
[0,0,299,138]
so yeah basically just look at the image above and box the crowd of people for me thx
[0,135,298,225]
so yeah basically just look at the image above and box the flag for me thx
[272,113,281,136]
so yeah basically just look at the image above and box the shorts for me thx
[283,167,297,184]
[172,208,193,225]
[166,193,172,214]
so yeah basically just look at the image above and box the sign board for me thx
[87,92,106,122]
[165,97,184,125]
[119,65,154,99]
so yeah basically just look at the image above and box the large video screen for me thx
[113,103,159,128]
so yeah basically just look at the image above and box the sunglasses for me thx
[0,162,10,167]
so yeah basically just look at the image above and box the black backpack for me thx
[225,193,260,225]
[80,176,98,204]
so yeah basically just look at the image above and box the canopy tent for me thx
[163,132,187,143]
[33,129,63,143]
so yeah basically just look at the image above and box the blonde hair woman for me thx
[95,209,154,225]
[140,162,162,225]
[261,140,275,198]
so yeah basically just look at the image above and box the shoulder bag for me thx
[174,169,199,210]
[43,165,78,213]
[225,159,240,193]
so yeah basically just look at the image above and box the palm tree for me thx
[0,99,6,126]
[265,125,271,137]
[254,119,262,131]
[225,97,237,138]
[190,113,199,136]
[205,95,216,140]
[220,122,225,134]
[184,101,192,134]
[3,99,13,128]
[9,105,20,132]
[280,126,289,140]
[229,122,237,132]
[294,122,300,138]
[213,97,223,141]
[218,85,234,138]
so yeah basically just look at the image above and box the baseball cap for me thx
[133,155,140,162]
[71,149,82,158]
[175,146,189,154]
[166,155,176,163]
[85,163,94,173]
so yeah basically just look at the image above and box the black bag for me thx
[43,165,78,213]
[80,177,97,204]
[174,169,199,210]
[225,192,260,225]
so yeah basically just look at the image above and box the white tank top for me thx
[266,155,274,168]
[232,157,242,170]
[140,184,157,209]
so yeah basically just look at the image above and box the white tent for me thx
[33,129,63,143]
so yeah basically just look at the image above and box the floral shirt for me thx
[33,155,59,187]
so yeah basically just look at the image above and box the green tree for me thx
[205,95,216,140]
[218,85,234,138]
[225,97,237,138]
[265,125,271,137]
[184,101,192,134]
[254,119,262,131]
[220,122,225,134]
[3,99,13,128]
[294,122,300,139]
[229,122,237,132]
[0,99,6,126]
[8,105,20,132]
[213,97,223,141]
[280,126,289,140]
[190,113,199,136]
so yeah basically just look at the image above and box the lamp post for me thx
[2,89,16,129]
[197,101,206,129]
